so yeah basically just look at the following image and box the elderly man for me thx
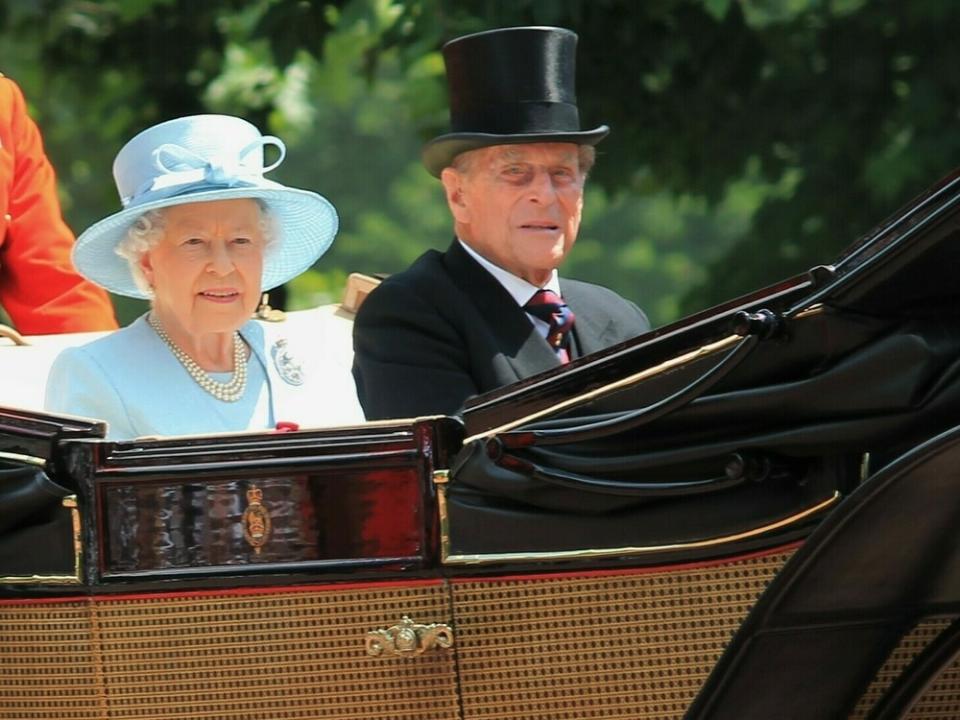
[352,26,650,420]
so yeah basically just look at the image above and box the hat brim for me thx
[73,186,338,299]
[421,125,609,178]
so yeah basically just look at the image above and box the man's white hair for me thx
[114,200,277,297]
[450,144,596,175]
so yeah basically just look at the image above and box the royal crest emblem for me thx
[271,339,304,386]
[241,486,272,554]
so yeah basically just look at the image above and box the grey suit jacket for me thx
[352,240,650,420]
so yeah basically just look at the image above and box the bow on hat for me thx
[122,136,286,209]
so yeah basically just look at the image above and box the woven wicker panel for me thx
[451,549,794,720]
[907,659,960,719]
[848,617,960,720]
[0,600,104,719]
[0,583,458,720]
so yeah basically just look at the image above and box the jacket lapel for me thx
[443,241,561,383]
[240,320,281,424]
[560,279,612,358]
[246,319,317,425]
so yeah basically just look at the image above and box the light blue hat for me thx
[73,114,338,299]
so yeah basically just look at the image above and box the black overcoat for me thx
[352,241,650,420]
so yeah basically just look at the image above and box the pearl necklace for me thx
[148,314,248,402]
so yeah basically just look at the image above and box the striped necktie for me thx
[524,289,576,364]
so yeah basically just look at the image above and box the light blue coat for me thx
[44,315,364,440]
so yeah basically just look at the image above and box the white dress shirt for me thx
[457,238,562,341]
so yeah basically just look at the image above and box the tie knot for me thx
[525,289,576,352]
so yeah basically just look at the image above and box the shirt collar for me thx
[458,238,561,306]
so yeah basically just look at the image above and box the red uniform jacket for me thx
[0,75,117,334]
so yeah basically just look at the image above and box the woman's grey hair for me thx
[115,199,278,297]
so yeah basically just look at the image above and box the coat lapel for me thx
[240,320,282,424]
[443,241,561,383]
[244,319,314,425]
[560,279,613,358]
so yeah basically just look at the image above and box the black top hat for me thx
[421,26,609,177]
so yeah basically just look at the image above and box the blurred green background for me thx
[4,0,960,328]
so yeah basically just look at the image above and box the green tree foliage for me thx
[3,0,959,328]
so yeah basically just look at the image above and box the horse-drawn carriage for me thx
[4,169,960,719]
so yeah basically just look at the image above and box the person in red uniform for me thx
[0,74,117,334]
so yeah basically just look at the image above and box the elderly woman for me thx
[44,114,363,439]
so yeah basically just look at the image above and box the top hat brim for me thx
[73,185,338,299]
[421,125,609,178]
